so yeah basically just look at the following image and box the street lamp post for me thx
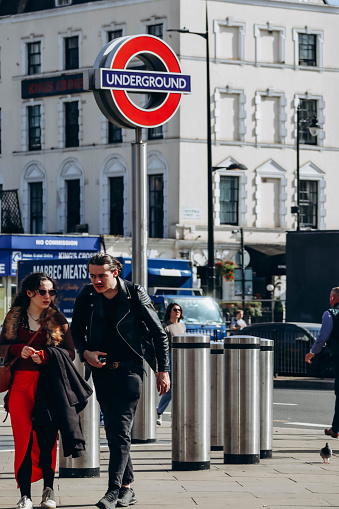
[168,6,214,296]
[292,106,321,230]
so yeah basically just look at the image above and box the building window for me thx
[293,29,323,68]
[299,33,316,66]
[219,176,239,225]
[254,23,286,64]
[66,179,80,232]
[108,29,123,41]
[108,122,122,144]
[148,126,163,140]
[65,36,79,70]
[28,105,41,151]
[109,176,124,235]
[55,0,72,5]
[300,180,318,229]
[147,23,163,39]
[299,99,318,145]
[148,174,164,238]
[27,42,41,75]
[214,20,246,61]
[29,182,43,234]
[65,101,79,147]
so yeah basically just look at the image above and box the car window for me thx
[166,297,224,325]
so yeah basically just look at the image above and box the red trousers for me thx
[8,370,57,486]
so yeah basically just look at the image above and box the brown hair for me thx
[164,302,184,322]
[88,253,123,276]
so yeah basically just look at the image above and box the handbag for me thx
[0,321,46,393]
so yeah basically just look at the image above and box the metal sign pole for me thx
[131,127,156,443]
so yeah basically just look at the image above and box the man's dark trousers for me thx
[331,356,339,433]
[92,365,143,488]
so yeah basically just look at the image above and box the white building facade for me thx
[0,0,338,299]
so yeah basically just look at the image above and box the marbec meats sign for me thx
[84,34,191,129]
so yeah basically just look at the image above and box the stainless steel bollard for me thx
[260,338,274,459]
[172,334,210,470]
[131,362,156,443]
[210,341,224,451]
[224,336,260,464]
[59,354,100,478]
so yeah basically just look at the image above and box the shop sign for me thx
[21,73,85,99]
[18,259,90,317]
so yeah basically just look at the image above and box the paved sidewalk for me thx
[1,414,339,509]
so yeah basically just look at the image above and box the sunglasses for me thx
[172,307,181,312]
[35,289,57,297]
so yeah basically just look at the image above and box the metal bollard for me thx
[59,354,100,478]
[260,338,274,459]
[224,335,260,464]
[172,334,210,470]
[210,341,224,451]
[131,361,156,443]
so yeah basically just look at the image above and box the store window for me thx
[219,176,239,225]
[148,174,164,238]
[29,182,43,234]
[109,176,124,235]
[300,180,318,229]
[65,101,79,147]
[65,36,79,70]
[27,42,41,75]
[66,179,80,232]
[28,105,41,151]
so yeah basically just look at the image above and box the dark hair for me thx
[12,272,58,310]
[88,253,123,276]
[164,302,184,322]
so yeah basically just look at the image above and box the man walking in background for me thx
[305,287,339,439]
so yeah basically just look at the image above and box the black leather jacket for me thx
[71,278,170,373]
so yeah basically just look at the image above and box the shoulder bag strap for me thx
[5,320,47,369]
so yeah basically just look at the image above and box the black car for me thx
[238,322,332,377]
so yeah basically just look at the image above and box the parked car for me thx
[238,322,332,377]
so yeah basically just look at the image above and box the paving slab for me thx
[2,417,339,509]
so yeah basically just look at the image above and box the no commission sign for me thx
[86,35,191,129]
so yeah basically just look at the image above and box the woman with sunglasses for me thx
[156,302,186,426]
[0,272,75,509]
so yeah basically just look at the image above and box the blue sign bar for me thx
[101,69,191,94]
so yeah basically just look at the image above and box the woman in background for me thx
[156,302,186,425]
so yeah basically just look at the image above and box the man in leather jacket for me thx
[71,253,170,509]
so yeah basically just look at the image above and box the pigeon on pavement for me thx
[320,443,332,463]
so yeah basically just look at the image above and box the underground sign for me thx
[90,35,191,129]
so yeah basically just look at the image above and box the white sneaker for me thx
[40,487,56,509]
[16,496,33,509]
[157,413,162,425]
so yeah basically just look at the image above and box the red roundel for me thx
[108,35,183,128]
